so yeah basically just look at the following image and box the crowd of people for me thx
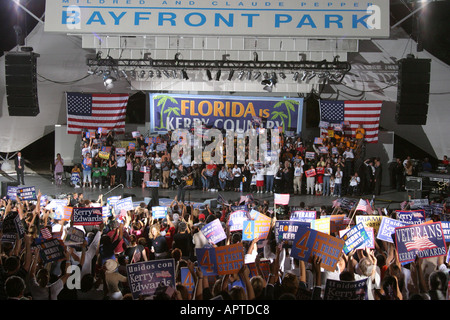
[64,127,392,199]
[0,188,449,301]
[0,127,446,302]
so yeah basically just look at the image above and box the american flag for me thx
[274,193,290,205]
[319,100,383,143]
[66,92,129,135]
[355,199,373,215]
[405,237,438,251]
[40,227,53,240]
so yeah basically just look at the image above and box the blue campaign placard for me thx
[324,278,368,300]
[290,210,317,223]
[195,247,218,276]
[72,207,103,226]
[17,186,37,201]
[341,223,369,254]
[228,209,250,232]
[377,217,408,243]
[275,220,310,243]
[396,210,426,225]
[441,221,450,242]
[394,222,447,264]
[6,186,18,201]
[114,197,134,213]
[126,258,176,300]
[152,206,167,219]
[180,267,195,295]
[201,219,226,244]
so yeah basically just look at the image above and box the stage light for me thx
[139,70,146,78]
[253,71,261,80]
[148,70,154,78]
[163,70,171,78]
[206,69,213,81]
[103,76,116,90]
[293,71,299,81]
[182,69,189,80]
[227,70,235,81]
[279,72,286,79]
[237,70,245,80]
[300,71,308,81]
[307,71,316,81]
[156,70,162,78]
[215,70,222,81]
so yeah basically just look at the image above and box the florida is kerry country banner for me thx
[149,94,303,133]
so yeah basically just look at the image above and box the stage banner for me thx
[45,1,389,38]
[291,226,344,272]
[394,222,447,264]
[150,94,303,133]
[126,259,176,300]
[324,278,368,300]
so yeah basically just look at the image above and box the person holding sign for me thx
[305,166,316,195]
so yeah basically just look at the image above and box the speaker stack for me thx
[395,57,431,125]
[5,50,40,117]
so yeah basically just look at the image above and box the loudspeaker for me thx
[5,51,40,116]
[396,57,431,125]
[405,176,422,191]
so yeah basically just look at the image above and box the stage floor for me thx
[0,170,414,211]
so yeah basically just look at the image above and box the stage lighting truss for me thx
[87,53,351,89]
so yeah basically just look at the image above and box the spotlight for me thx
[87,68,96,75]
[156,70,162,78]
[163,70,171,78]
[293,72,299,81]
[237,70,245,80]
[253,71,261,80]
[182,69,189,80]
[121,70,128,78]
[103,76,116,90]
[227,70,235,81]
[215,70,222,81]
[300,71,308,81]
[279,72,286,79]
[307,71,316,81]
[263,72,269,80]
[206,70,213,81]
[130,70,136,78]
[139,70,146,78]
[246,70,252,80]
[148,70,154,78]
[261,79,274,92]
[172,70,177,78]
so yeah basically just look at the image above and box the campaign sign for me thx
[340,226,374,251]
[396,210,426,225]
[275,220,310,243]
[291,227,344,272]
[115,148,126,156]
[311,217,330,235]
[14,215,27,239]
[377,217,408,243]
[6,186,18,201]
[440,221,450,242]
[228,209,250,232]
[247,260,270,281]
[64,227,86,246]
[394,222,447,264]
[146,181,160,188]
[324,278,368,300]
[152,206,167,219]
[180,267,195,295]
[62,207,73,221]
[341,223,370,254]
[115,197,134,213]
[409,199,429,209]
[126,258,176,300]
[355,215,383,235]
[305,169,316,178]
[39,239,65,263]
[305,152,315,160]
[17,186,37,200]
[215,243,245,275]
[196,247,218,276]
[290,210,316,223]
[253,213,272,240]
[72,207,103,226]
[201,219,226,244]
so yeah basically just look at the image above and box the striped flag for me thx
[66,92,129,135]
[40,227,53,240]
[274,193,290,205]
[355,199,373,215]
[405,237,438,251]
[319,100,382,143]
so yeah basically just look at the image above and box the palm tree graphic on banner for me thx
[271,99,299,132]
[153,95,179,130]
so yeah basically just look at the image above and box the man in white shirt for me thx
[293,161,304,195]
